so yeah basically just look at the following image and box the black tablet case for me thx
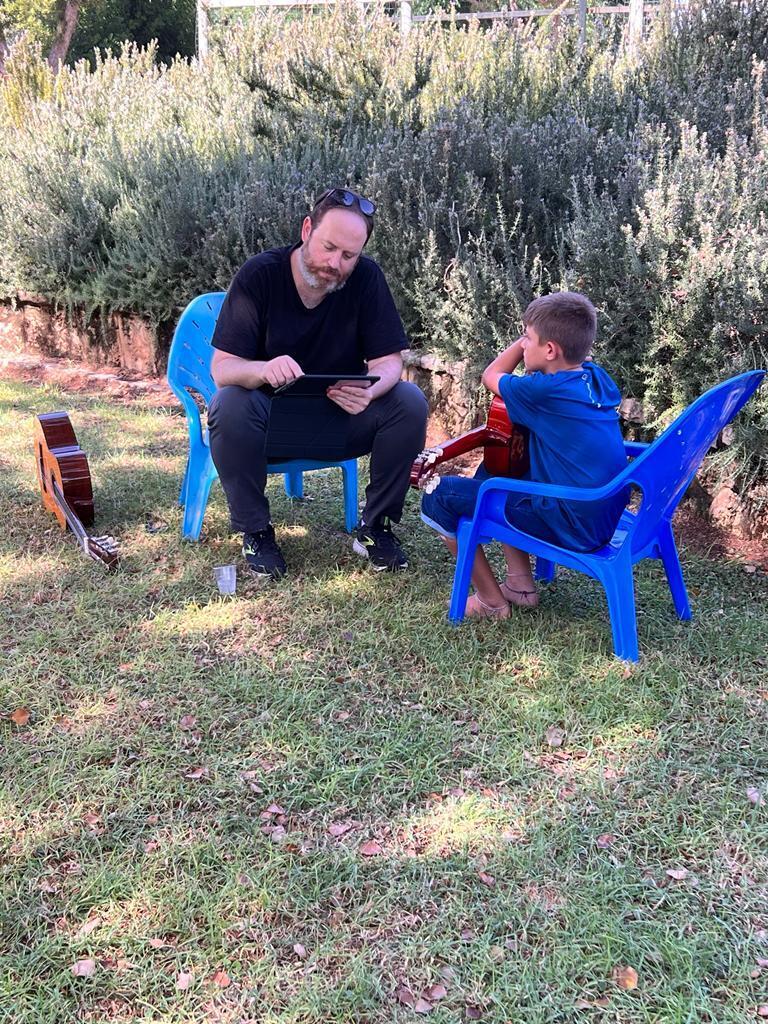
[266,394,351,461]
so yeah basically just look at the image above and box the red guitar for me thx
[410,395,529,488]
[34,412,119,570]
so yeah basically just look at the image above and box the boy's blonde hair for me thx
[523,291,597,364]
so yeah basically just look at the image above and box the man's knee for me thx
[209,386,269,438]
[389,381,429,429]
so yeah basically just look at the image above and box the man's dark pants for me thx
[208,382,428,533]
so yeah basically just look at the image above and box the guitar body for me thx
[482,396,529,478]
[35,412,95,528]
[34,411,118,570]
[411,395,529,487]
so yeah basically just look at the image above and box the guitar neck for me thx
[52,479,93,558]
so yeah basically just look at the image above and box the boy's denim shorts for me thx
[420,467,561,544]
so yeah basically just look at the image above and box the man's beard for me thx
[297,243,347,293]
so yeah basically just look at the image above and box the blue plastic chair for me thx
[448,370,765,660]
[167,292,359,541]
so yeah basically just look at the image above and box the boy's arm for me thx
[481,338,525,396]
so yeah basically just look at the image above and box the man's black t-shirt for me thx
[211,244,408,374]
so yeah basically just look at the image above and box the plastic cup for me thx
[213,564,236,595]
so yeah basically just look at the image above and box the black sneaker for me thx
[242,526,287,579]
[352,517,408,571]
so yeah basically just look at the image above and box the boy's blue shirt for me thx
[498,361,627,550]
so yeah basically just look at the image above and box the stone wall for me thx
[0,294,165,375]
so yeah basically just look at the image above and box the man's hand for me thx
[326,381,375,415]
[262,355,303,388]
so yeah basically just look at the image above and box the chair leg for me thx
[182,459,218,542]
[600,559,639,661]
[534,557,555,582]
[284,471,303,499]
[448,521,479,624]
[657,521,692,620]
[341,460,359,533]
[178,456,190,507]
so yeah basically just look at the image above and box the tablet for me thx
[274,374,380,397]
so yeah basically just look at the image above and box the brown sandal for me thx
[500,573,539,609]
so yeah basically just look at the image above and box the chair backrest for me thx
[167,292,226,406]
[624,370,765,554]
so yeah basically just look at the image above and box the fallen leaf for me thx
[414,997,433,1013]
[395,985,415,1007]
[328,821,353,837]
[10,707,30,726]
[71,958,96,978]
[179,714,197,731]
[596,833,615,848]
[466,1005,483,1020]
[74,917,102,939]
[425,984,447,1000]
[439,965,457,981]
[210,969,230,988]
[460,928,475,941]
[264,803,286,816]
[293,943,307,958]
[747,787,765,806]
[144,839,160,854]
[360,840,382,857]
[478,871,496,887]
[666,867,689,881]
[334,710,351,722]
[757,958,768,968]
[613,965,638,990]
[148,938,165,949]
[176,970,193,991]
[269,825,286,843]
[184,766,208,780]
[82,812,101,828]
[757,1005,768,1018]
[545,725,565,747]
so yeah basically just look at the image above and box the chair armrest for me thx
[476,474,621,505]
[624,440,649,457]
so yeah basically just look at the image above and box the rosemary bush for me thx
[0,0,766,493]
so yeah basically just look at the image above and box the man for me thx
[208,187,428,578]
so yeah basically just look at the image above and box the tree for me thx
[0,0,82,72]
[0,0,194,74]
[69,0,195,64]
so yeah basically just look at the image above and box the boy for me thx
[420,291,627,618]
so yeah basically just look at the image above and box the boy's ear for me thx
[544,340,561,361]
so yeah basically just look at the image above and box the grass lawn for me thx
[1,373,767,1024]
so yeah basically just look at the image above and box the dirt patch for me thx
[0,351,173,407]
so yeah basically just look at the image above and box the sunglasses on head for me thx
[316,187,376,217]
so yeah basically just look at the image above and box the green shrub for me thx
[0,0,766,494]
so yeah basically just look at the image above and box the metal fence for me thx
[197,0,654,58]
